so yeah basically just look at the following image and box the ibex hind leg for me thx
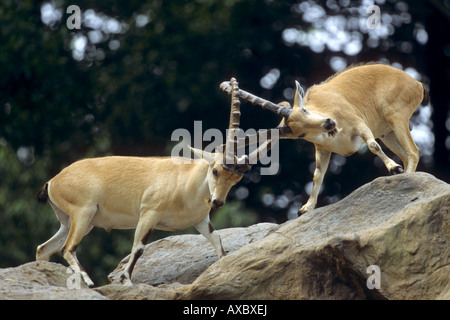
[36,202,70,261]
[380,131,412,172]
[61,205,97,287]
[359,126,403,174]
[385,117,419,173]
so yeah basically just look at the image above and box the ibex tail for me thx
[36,183,49,204]
[421,83,430,106]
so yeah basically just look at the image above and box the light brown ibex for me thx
[222,63,428,214]
[36,78,271,287]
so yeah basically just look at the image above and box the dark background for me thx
[1,0,449,285]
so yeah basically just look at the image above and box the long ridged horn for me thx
[223,77,241,169]
[220,81,293,118]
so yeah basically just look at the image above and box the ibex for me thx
[36,78,270,287]
[221,63,427,214]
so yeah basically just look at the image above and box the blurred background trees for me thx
[1,0,449,285]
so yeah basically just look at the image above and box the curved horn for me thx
[220,81,292,118]
[227,78,241,131]
[223,77,241,169]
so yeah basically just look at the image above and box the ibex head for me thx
[277,81,336,139]
[191,78,266,209]
[189,147,245,209]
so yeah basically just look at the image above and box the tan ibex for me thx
[221,63,428,215]
[36,78,271,287]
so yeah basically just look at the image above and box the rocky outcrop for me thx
[108,222,279,286]
[0,261,107,300]
[1,172,449,300]
[182,172,450,299]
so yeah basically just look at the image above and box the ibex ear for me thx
[293,81,305,109]
[189,146,215,164]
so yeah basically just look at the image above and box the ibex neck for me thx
[185,160,211,204]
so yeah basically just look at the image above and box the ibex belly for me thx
[91,200,210,232]
[91,205,139,230]
[154,215,206,231]
[153,205,211,232]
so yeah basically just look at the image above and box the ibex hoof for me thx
[119,273,133,286]
[297,210,306,217]
[298,206,311,217]
[389,165,404,175]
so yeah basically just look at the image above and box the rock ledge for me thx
[1,172,448,300]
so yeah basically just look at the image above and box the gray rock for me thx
[0,261,107,300]
[181,172,450,299]
[94,283,184,300]
[108,222,279,285]
[3,172,449,300]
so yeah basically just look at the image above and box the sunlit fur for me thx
[290,63,425,214]
[36,151,243,287]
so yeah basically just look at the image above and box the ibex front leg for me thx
[194,216,226,258]
[120,211,155,285]
[299,147,331,215]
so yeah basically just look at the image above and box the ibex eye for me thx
[212,168,218,176]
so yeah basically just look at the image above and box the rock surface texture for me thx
[1,172,449,300]
[108,222,279,286]
[182,172,450,299]
[0,261,107,300]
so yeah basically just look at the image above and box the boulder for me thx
[2,172,448,300]
[108,222,279,285]
[94,283,182,300]
[0,261,107,300]
[181,172,450,299]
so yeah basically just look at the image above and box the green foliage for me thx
[0,140,55,266]
[0,1,98,160]
[210,201,259,230]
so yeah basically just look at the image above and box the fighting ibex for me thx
[36,78,270,286]
[222,63,427,214]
